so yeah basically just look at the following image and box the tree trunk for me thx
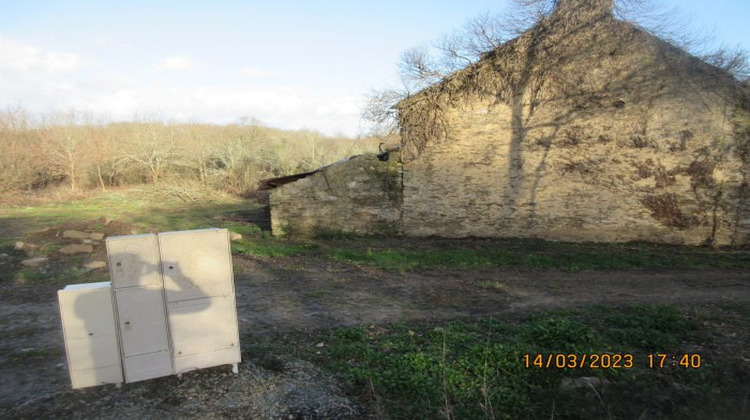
[97,164,107,190]
[69,156,76,191]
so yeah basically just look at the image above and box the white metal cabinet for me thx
[157,229,240,375]
[58,282,123,389]
[114,286,170,357]
[106,228,240,380]
[168,295,240,373]
[107,233,174,383]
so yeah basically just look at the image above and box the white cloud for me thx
[0,36,82,73]
[45,52,82,72]
[119,85,364,136]
[154,55,197,71]
[240,67,276,78]
[0,37,363,136]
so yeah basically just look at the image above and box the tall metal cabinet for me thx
[107,228,241,381]
[157,230,240,374]
[107,233,173,383]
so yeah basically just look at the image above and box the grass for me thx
[0,186,256,236]
[476,280,506,290]
[0,188,265,286]
[11,265,109,287]
[328,239,750,271]
[247,304,746,419]
[231,240,317,258]
[12,267,49,284]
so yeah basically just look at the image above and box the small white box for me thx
[58,282,123,389]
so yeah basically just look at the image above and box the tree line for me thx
[0,108,378,198]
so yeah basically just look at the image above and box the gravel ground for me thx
[2,348,363,419]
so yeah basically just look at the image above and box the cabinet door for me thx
[113,286,170,357]
[107,234,163,289]
[58,286,117,340]
[69,365,123,389]
[158,229,234,302]
[65,336,121,371]
[167,296,239,357]
[173,346,240,375]
[58,284,123,389]
[121,350,172,383]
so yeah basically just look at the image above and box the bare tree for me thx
[0,108,32,192]
[119,121,178,184]
[40,110,99,191]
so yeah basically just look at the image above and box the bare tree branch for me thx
[701,45,750,81]
[363,0,750,134]
[398,46,445,89]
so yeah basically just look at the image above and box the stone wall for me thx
[269,155,402,236]
[398,5,750,245]
[401,97,748,245]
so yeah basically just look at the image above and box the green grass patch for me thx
[232,240,317,258]
[329,239,750,271]
[12,267,49,285]
[252,304,746,419]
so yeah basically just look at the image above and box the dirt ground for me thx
[234,256,750,334]
[0,223,748,418]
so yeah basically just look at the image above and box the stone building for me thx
[263,0,750,245]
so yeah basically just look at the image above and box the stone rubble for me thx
[83,261,107,270]
[59,244,94,254]
[62,230,92,240]
[21,257,48,267]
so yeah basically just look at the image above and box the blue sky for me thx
[0,0,747,136]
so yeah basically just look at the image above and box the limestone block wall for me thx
[270,155,402,236]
